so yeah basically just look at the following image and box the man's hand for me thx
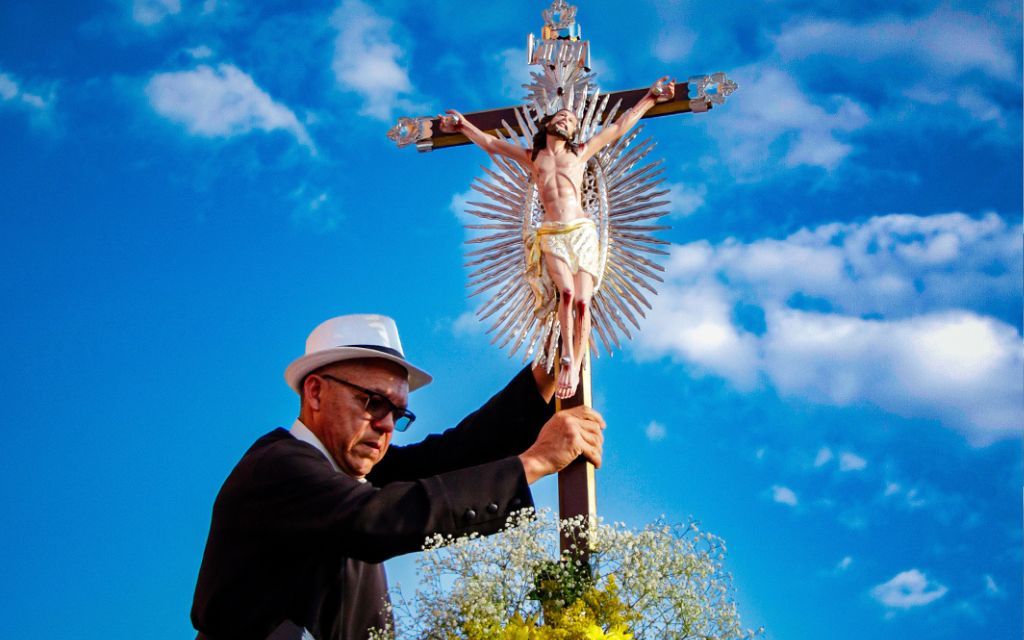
[439,109,464,133]
[519,406,606,484]
[650,76,676,103]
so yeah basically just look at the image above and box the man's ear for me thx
[303,375,322,411]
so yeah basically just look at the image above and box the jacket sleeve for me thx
[367,365,555,484]
[246,443,533,563]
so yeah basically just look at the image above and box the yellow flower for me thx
[500,616,536,640]
[604,625,633,640]
[581,624,634,640]
[502,624,531,640]
[584,625,607,640]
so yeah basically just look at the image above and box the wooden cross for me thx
[388,0,734,553]
[387,83,717,153]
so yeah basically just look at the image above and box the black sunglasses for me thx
[318,374,416,432]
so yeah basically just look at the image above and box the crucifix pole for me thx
[555,352,596,553]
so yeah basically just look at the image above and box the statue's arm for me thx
[581,76,675,161]
[442,109,532,167]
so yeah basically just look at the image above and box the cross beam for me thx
[387,73,734,153]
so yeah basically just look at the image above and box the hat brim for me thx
[284,347,433,394]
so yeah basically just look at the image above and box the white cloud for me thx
[637,279,760,389]
[900,79,1013,135]
[18,92,46,110]
[452,311,481,337]
[0,69,55,129]
[330,0,418,121]
[653,27,697,64]
[709,65,869,174]
[586,55,616,85]
[836,556,853,572]
[813,447,833,467]
[132,0,181,26]
[645,420,667,442]
[449,186,476,224]
[0,74,17,101]
[665,182,706,218]
[871,569,948,609]
[185,45,214,60]
[773,10,1018,132]
[0,71,52,112]
[956,88,1007,127]
[884,479,933,509]
[762,310,1022,443]
[838,452,867,472]
[775,11,1017,84]
[772,485,798,506]
[290,187,339,233]
[145,64,314,150]
[495,47,532,103]
[903,488,925,508]
[634,212,1023,444]
[838,511,868,531]
[983,574,1001,597]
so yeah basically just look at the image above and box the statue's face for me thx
[547,109,578,141]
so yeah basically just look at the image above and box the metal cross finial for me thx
[693,72,738,105]
[387,116,433,149]
[543,0,578,30]
[684,71,739,113]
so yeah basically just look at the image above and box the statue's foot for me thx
[556,356,579,399]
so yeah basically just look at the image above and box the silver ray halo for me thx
[462,93,669,372]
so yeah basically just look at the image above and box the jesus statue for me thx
[442,76,676,399]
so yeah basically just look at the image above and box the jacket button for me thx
[464,508,477,520]
[486,502,499,514]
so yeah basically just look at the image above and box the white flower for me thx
[374,508,759,639]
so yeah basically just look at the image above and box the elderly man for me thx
[192,314,605,640]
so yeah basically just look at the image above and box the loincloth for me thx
[525,218,599,309]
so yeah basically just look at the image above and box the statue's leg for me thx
[543,250,577,399]
[571,270,595,388]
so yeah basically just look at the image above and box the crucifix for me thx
[388,0,736,552]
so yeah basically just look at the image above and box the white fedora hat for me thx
[284,314,432,394]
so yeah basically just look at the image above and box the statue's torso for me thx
[532,147,587,223]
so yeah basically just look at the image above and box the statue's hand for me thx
[439,109,464,133]
[650,76,676,103]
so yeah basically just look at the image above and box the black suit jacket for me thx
[192,366,553,640]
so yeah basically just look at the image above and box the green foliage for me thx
[371,509,763,640]
[529,556,593,618]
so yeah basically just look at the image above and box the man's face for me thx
[309,359,410,478]
[547,110,578,141]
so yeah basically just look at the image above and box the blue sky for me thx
[0,0,1020,638]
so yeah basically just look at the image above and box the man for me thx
[441,76,676,399]
[192,314,605,640]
